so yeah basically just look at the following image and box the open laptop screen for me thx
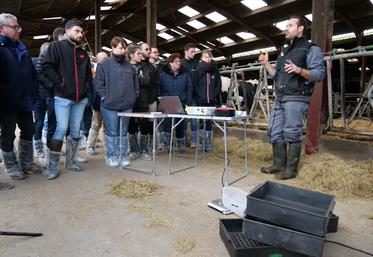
[158,96,185,114]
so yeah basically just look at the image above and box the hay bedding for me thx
[110,178,162,199]
[213,137,373,199]
[172,237,197,257]
[143,214,171,228]
[333,118,373,131]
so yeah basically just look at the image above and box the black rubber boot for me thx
[2,151,26,180]
[18,139,43,174]
[276,144,302,180]
[261,143,287,174]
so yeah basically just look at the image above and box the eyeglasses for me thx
[1,24,22,32]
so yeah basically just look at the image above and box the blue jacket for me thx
[159,65,193,105]
[0,35,37,113]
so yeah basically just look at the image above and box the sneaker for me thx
[79,136,87,150]
[128,152,140,160]
[106,156,119,167]
[120,157,131,167]
[86,147,97,155]
[75,153,87,163]
[140,152,152,161]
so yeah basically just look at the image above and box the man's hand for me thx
[284,59,301,74]
[258,52,268,64]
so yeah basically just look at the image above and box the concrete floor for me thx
[0,134,372,257]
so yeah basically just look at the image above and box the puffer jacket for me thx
[159,64,192,105]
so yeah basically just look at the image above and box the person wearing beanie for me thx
[42,18,92,180]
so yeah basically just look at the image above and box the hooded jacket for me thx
[192,60,222,105]
[42,36,92,102]
[95,55,139,111]
[0,35,37,113]
[159,64,193,105]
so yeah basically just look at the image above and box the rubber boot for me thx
[2,151,26,180]
[176,137,186,154]
[190,131,198,149]
[205,131,213,152]
[139,134,151,161]
[86,128,98,155]
[34,139,45,158]
[45,149,60,180]
[104,135,119,167]
[65,137,83,171]
[118,136,130,167]
[128,133,140,160]
[276,144,301,180]
[18,139,43,174]
[0,150,3,163]
[163,132,171,153]
[0,181,14,190]
[261,143,287,174]
[75,138,87,163]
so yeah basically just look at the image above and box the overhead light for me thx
[232,46,276,58]
[122,37,132,44]
[195,47,201,53]
[178,6,200,17]
[363,28,373,36]
[163,53,171,58]
[206,41,216,46]
[156,23,166,31]
[347,58,359,63]
[101,29,108,35]
[205,11,227,23]
[42,16,62,20]
[241,0,267,10]
[170,29,183,36]
[85,15,95,20]
[187,20,206,29]
[213,56,226,62]
[332,32,356,41]
[236,32,256,39]
[305,14,312,22]
[273,20,288,31]
[158,32,174,40]
[33,35,49,40]
[104,0,121,3]
[371,0,373,4]
[199,43,210,48]
[358,67,370,71]
[177,26,189,33]
[100,6,112,11]
[217,36,234,44]
[102,46,112,52]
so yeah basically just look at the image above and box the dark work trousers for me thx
[81,107,93,138]
[0,111,34,152]
[163,118,186,139]
[33,96,47,141]
[128,117,153,135]
[45,96,56,148]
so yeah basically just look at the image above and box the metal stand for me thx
[249,66,271,122]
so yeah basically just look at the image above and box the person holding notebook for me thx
[159,53,192,153]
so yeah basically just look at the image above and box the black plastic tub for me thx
[242,218,325,257]
[246,181,335,237]
[220,219,309,257]
[327,213,339,233]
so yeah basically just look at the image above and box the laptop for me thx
[158,96,185,114]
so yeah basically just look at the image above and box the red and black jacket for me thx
[42,38,92,102]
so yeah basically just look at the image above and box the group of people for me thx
[0,13,223,188]
[1,13,325,190]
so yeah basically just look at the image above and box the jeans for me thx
[34,97,48,141]
[0,111,34,152]
[267,100,309,145]
[100,106,132,137]
[53,96,88,140]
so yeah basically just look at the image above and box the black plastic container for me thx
[327,213,339,233]
[246,181,335,237]
[219,219,309,257]
[242,218,325,257]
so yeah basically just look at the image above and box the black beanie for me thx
[65,18,83,30]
